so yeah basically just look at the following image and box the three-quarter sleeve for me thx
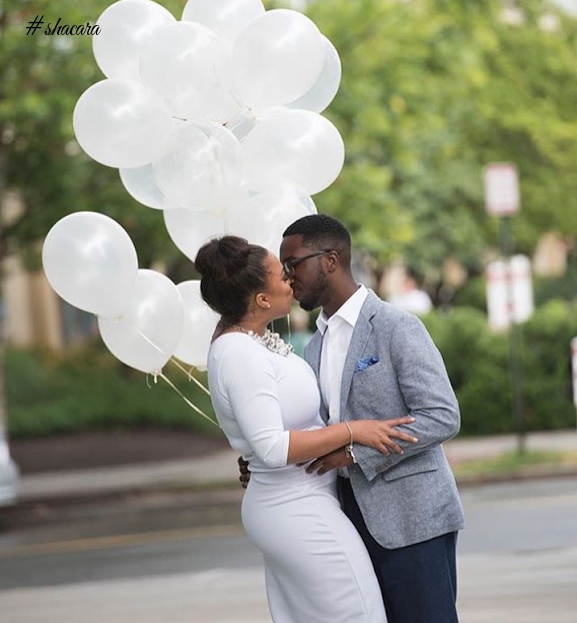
[220,344,290,468]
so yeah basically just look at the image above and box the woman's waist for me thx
[248,463,337,487]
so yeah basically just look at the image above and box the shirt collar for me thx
[316,285,368,335]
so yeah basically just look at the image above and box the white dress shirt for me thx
[316,285,368,427]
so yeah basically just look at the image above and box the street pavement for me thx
[1,476,577,623]
[2,549,576,623]
[1,430,577,623]
[13,429,577,505]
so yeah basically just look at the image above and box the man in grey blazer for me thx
[279,214,465,623]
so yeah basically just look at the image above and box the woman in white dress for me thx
[195,236,414,623]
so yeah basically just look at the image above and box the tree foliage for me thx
[2,0,576,275]
[1,0,576,439]
[0,0,186,269]
[303,0,577,275]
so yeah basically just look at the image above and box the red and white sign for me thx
[486,255,533,330]
[484,162,520,216]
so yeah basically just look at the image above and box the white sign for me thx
[571,337,577,407]
[486,255,533,330]
[484,162,520,216]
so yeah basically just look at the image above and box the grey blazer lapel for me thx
[306,331,322,377]
[339,291,380,418]
[305,332,330,423]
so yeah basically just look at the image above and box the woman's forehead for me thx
[266,251,282,269]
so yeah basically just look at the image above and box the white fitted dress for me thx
[207,333,387,623]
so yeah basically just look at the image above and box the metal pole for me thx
[571,337,577,426]
[499,216,526,455]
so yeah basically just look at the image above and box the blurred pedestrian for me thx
[388,267,433,315]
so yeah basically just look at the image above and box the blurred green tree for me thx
[0,0,189,267]
[1,0,576,438]
[0,0,187,439]
[302,0,577,277]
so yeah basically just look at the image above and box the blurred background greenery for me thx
[1,0,576,440]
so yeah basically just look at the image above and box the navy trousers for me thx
[338,477,459,623]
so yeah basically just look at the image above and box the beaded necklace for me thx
[231,325,294,357]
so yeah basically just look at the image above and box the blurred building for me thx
[1,193,95,351]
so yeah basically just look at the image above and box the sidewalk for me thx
[13,430,577,506]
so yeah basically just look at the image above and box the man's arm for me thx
[353,313,459,482]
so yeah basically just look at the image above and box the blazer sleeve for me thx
[354,313,460,482]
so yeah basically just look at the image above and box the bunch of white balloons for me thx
[42,211,218,375]
[42,0,344,376]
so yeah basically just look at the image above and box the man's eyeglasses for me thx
[282,250,332,279]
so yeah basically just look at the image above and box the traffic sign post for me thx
[486,256,534,331]
[484,163,527,455]
[484,163,520,217]
[571,337,577,426]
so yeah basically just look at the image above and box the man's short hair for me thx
[283,214,351,251]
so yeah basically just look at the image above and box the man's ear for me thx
[325,250,340,273]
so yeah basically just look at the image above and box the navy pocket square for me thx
[354,356,379,372]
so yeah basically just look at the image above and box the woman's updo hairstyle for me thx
[195,236,269,325]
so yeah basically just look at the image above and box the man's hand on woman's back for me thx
[238,456,250,489]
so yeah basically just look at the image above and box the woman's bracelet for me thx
[344,421,357,463]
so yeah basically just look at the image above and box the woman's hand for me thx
[349,416,418,455]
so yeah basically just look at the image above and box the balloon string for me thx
[134,329,169,365]
[169,358,211,396]
[159,373,221,429]
[131,331,215,423]
[286,313,291,342]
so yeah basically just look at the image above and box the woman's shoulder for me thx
[209,334,281,391]
[209,332,273,367]
[210,332,258,355]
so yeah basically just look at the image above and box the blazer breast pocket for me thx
[354,356,379,373]
[351,363,383,393]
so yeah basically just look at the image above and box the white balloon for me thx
[42,212,138,318]
[173,280,220,370]
[153,120,243,211]
[98,269,185,374]
[119,164,180,210]
[287,36,341,113]
[182,0,265,44]
[232,9,325,109]
[227,183,315,252]
[164,208,227,262]
[73,79,173,168]
[140,21,240,123]
[241,109,345,195]
[93,0,176,81]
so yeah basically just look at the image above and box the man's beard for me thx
[298,297,317,312]
[295,268,328,312]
